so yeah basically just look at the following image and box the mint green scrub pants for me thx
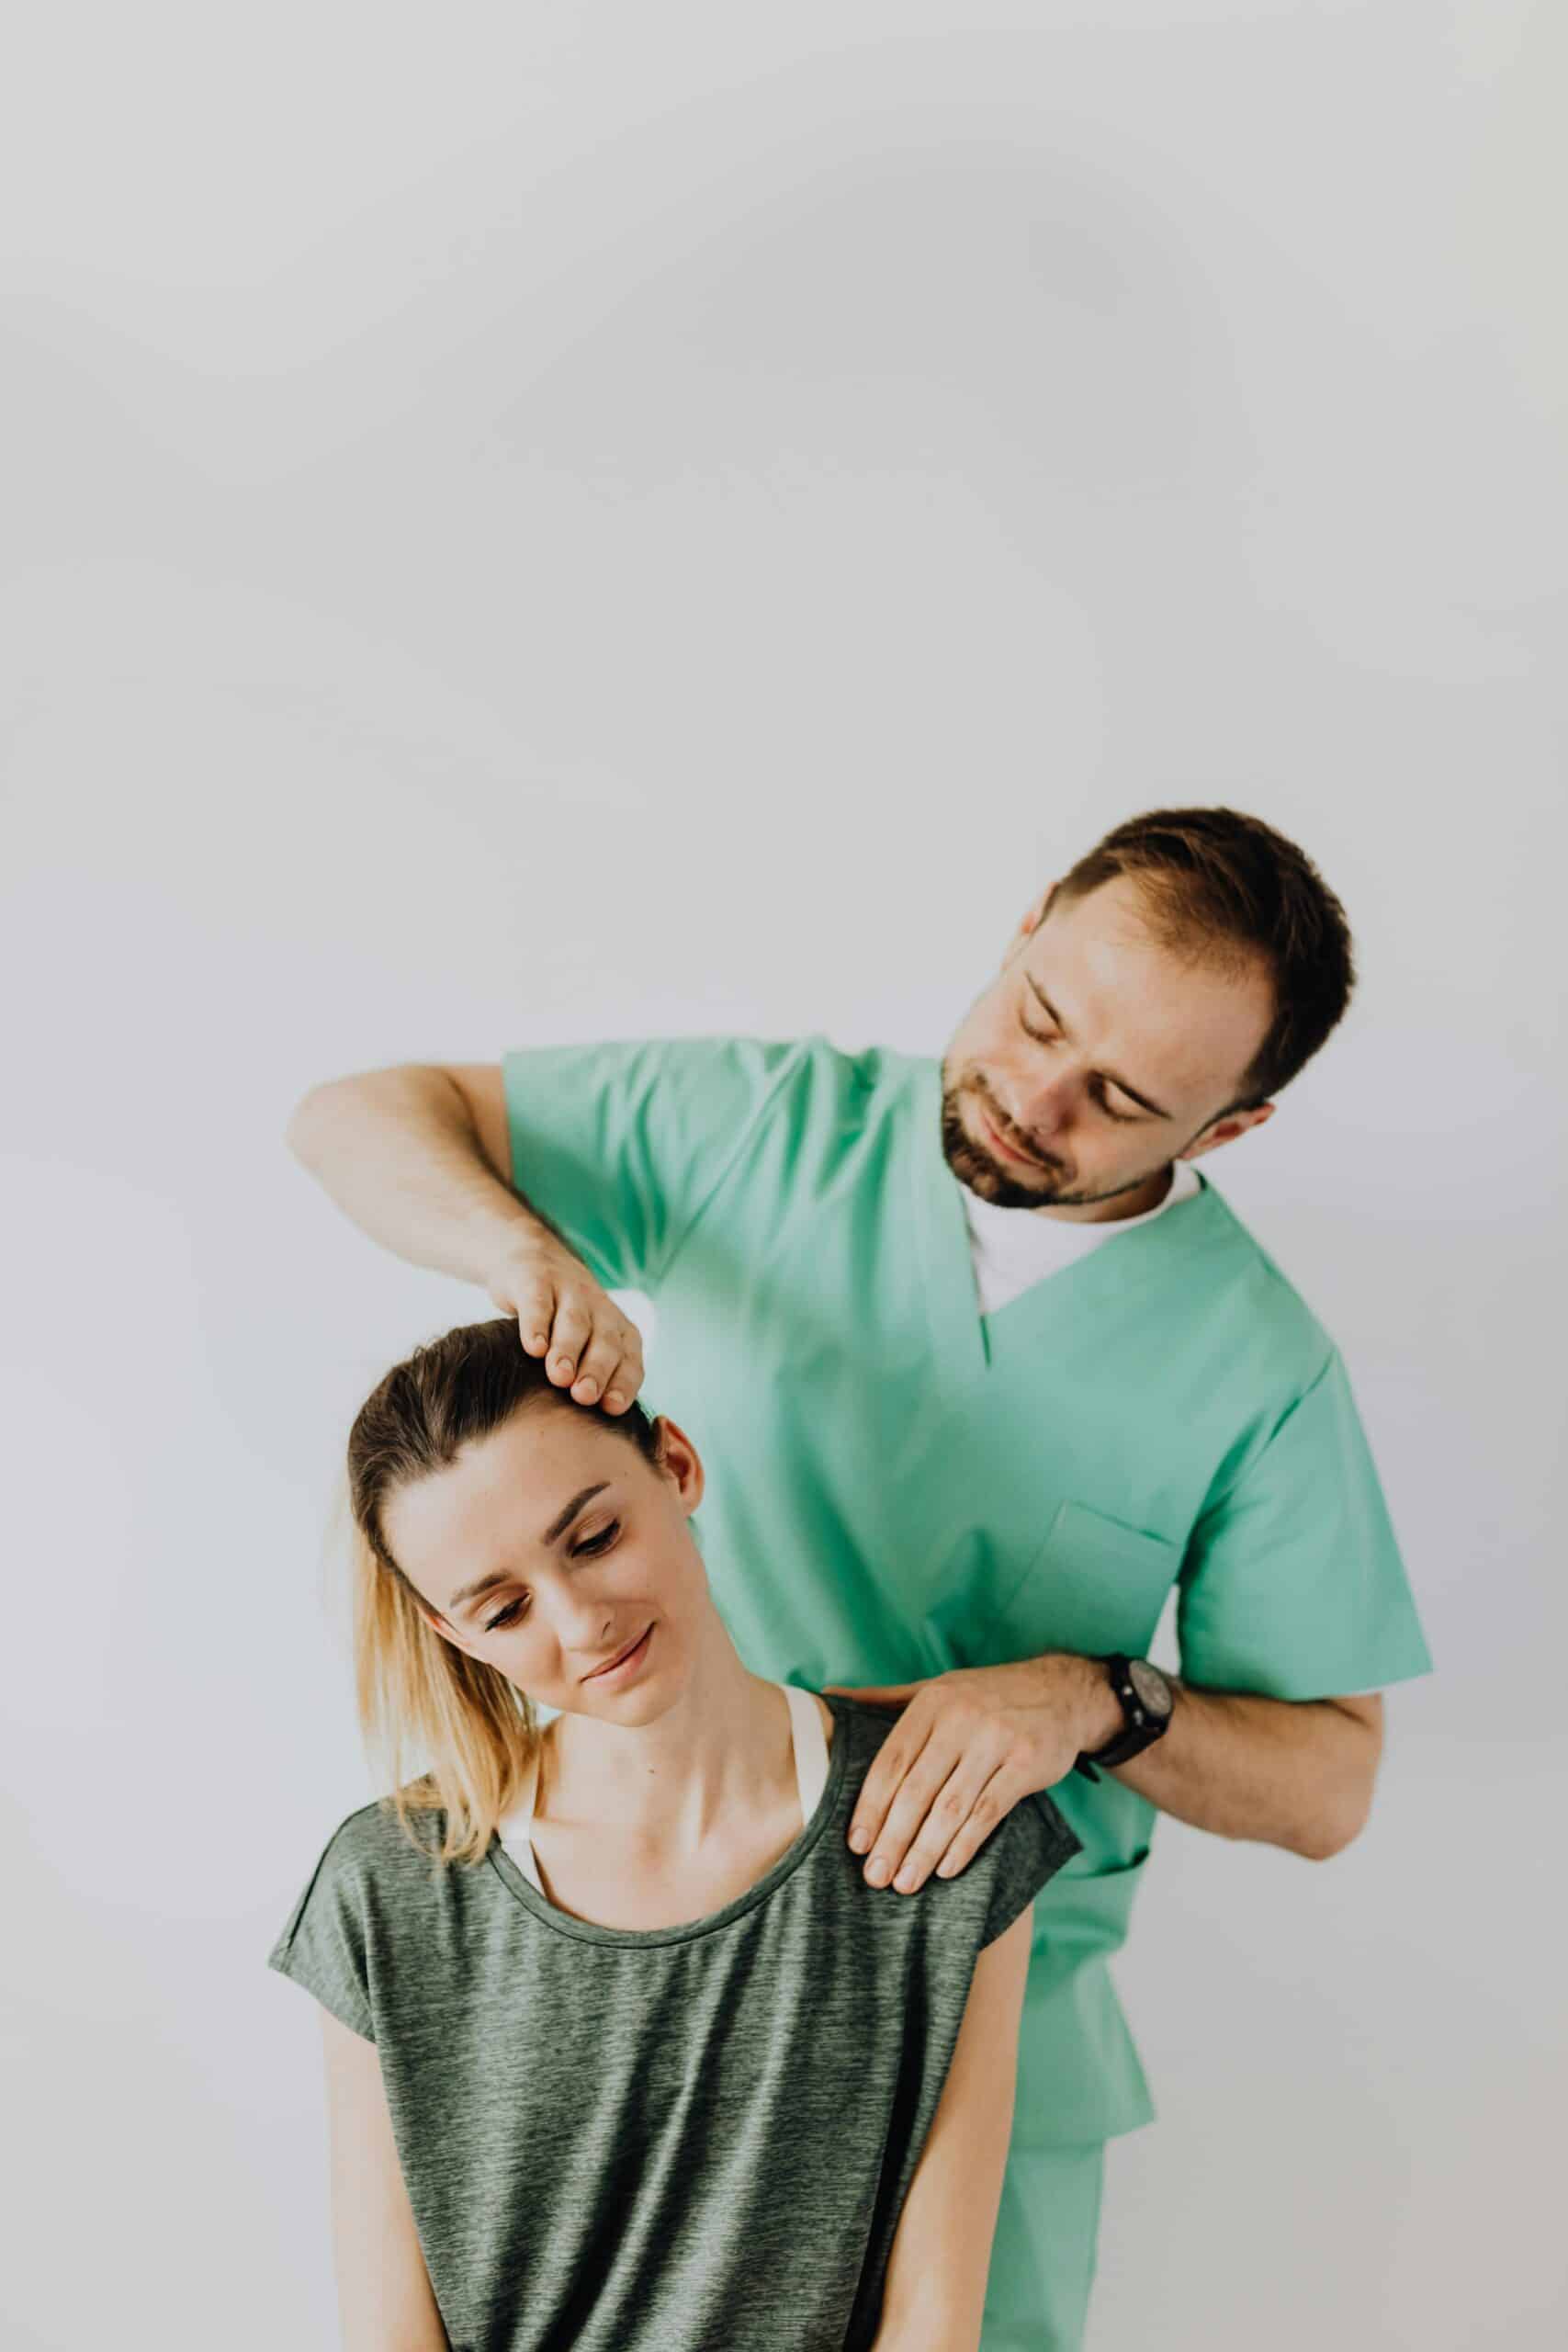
[979,2142,1107,2351]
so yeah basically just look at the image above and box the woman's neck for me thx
[536,1631,794,1858]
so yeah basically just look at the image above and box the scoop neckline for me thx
[482,1687,856,1949]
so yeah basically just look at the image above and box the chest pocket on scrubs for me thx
[991,1499,1179,1663]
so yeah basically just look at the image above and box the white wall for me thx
[3,5,1562,2345]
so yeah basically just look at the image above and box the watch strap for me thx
[1072,1654,1168,1781]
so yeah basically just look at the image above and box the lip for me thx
[581,1623,654,1686]
[978,1104,1047,1169]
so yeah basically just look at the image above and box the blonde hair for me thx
[343,1316,662,1871]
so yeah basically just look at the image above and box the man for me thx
[288,805,1432,2350]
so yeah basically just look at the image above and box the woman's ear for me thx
[420,1607,477,1659]
[648,1413,705,1517]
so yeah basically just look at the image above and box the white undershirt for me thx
[960,1159,1201,1318]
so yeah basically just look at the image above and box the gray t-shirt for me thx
[266,1690,1081,2352]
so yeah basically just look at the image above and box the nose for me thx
[1002,1065,1077,1146]
[542,1581,617,1656]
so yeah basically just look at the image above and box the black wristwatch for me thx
[1072,1655,1175,1781]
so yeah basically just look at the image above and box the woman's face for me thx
[384,1402,709,1719]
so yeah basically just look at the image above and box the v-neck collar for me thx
[905,1056,1218,1379]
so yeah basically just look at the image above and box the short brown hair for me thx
[1048,805,1356,1112]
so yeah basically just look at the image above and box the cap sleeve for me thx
[499,1035,803,1295]
[266,1818,377,2043]
[978,1790,1083,1951]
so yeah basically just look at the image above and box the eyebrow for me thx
[1022,974,1173,1119]
[446,1480,613,1617]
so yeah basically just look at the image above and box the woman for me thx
[267,1317,1080,2351]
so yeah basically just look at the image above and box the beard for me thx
[938,1075,1167,1212]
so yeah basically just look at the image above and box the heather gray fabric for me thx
[266,1690,1081,2352]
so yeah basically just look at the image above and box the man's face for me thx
[940,875,1277,1211]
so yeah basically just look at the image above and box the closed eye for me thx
[1092,1089,1140,1125]
[484,1521,621,1632]
[1016,1010,1143,1125]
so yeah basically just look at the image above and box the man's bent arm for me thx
[286,1063,648,1409]
[1062,1652,1384,1860]
[286,1063,536,1285]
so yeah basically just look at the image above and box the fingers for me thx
[570,1324,645,1412]
[603,1326,646,1411]
[502,1255,646,1411]
[924,1777,1015,1885]
[857,1751,966,1888]
[853,1732,1022,1894]
[892,1759,1012,1892]
[846,1717,941,1871]
[513,1265,559,1359]
[545,1299,592,1392]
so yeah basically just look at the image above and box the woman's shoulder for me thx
[814,1690,1083,1917]
[815,1690,917,1788]
[288,1782,465,1897]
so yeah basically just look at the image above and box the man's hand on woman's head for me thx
[486,1233,647,1412]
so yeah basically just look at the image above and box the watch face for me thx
[1128,1658,1173,1720]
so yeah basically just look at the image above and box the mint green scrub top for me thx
[500,1034,1434,2145]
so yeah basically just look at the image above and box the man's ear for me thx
[1006,877,1059,963]
[1179,1101,1276,1163]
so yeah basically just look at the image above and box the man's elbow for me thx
[287,1080,368,1174]
[1297,1786,1375,1862]
[1296,1702,1383,1860]
[283,1082,331,1160]
[284,1070,379,1161]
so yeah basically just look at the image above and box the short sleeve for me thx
[266,1823,377,2043]
[500,1035,804,1295]
[1177,1347,1435,1701]
[979,1790,1083,1951]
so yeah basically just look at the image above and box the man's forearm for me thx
[1060,1653,1381,1860]
[285,1065,536,1287]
